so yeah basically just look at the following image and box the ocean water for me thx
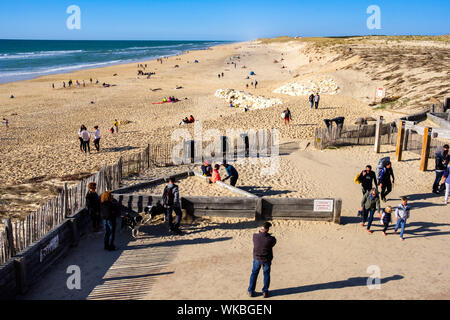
[0,39,229,84]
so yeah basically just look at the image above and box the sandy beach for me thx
[1,36,450,300]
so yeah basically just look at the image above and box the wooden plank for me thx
[193,209,255,218]
[270,211,333,218]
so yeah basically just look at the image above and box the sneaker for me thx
[263,291,269,298]
[400,237,404,241]
[361,222,365,227]
[367,229,373,234]
[247,291,254,298]
[383,232,387,236]
[173,228,183,235]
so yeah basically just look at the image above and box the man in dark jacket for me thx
[358,165,377,195]
[433,145,449,194]
[248,222,276,298]
[162,177,183,235]
[86,182,101,232]
[378,161,395,202]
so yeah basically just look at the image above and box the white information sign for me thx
[314,199,334,212]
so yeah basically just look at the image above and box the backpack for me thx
[162,186,175,207]
[354,172,361,184]
[376,157,390,180]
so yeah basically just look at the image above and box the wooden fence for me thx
[0,144,160,266]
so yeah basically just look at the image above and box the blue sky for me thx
[0,0,448,40]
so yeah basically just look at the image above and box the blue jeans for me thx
[395,218,407,238]
[433,170,444,192]
[362,208,376,229]
[310,101,314,109]
[103,219,116,249]
[248,259,271,293]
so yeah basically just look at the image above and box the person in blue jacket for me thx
[222,161,239,186]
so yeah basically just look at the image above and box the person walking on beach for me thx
[113,119,119,133]
[222,161,239,186]
[360,188,381,233]
[440,166,450,204]
[248,221,276,298]
[394,197,411,241]
[100,191,119,251]
[2,118,8,128]
[283,108,292,126]
[162,177,183,235]
[380,206,392,236]
[309,94,314,109]
[68,80,72,87]
[80,126,91,154]
[358,165,377,195]
[93,125,101,152]
[379,161,395,202]
[77,125,86,152]
[254,80,258,89]
[86,182,102,233]
[52,83,55,89]
[433,144,449,194]
[63,81,66,88]
[314,93,320,109]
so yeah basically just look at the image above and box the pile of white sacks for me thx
[215,89,283,110]
[273,78,340,96]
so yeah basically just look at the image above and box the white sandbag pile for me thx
[273,78,340,96]
[215,89,282,110]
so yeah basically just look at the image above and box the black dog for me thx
[121,202,166,238]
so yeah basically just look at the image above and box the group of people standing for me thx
[57,78,99,89]
[78,125,101,154]
[308,93,320,109]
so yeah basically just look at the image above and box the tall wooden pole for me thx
[420,127,432,172]
[374,116,383,153]
[395,121,405,161]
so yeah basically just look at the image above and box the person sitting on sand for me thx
[230,102,234,108]
[181,117,189,125]
[188,115,195,123]
[201,160,213,177]
[2,118,9,128]
[209,164,222,184]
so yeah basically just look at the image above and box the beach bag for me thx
[281,111,285,119]
[354,172,361,184]
[376,157,390,180]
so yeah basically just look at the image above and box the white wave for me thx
[0,50,84,60]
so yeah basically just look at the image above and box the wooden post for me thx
[118,156,123,183]
[374,116,383,153]
[3,218,15,257]
[395,121,405,161]
[147,143,150,168]
[63,182,69,218]
[420,127,432,172]
[333,198,342,224]
[255,198,263,220]
[403,129,410,151]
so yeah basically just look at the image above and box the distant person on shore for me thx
[314,93,320,109]
[82,80,85,87]
[221,72,224,77]
[255,80,258,88]
[357,165,377,195]
[86,182,102,233]
[100,191,119,251]
[248,221,276,298]
[218,74,221,79]
[440,166,450,204]
[68,80,73,87]
[81,126,91,154]
[309,94,314,109]
[90,78,93,84]
[433,145,449,194]
[380,206,392,236]
[360,188,381,233]
[222,161,239,186]
[63,81,66,88]
[378,161,395,202]
[77,125,86,152]
[282,108,292,126]
[93,125,101,152]
[52,83,55,89]
[394,197,411,241]
[209,164,222,183]
[201,160,213,177]
[162,177,182,235]
[113,119,119,133]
